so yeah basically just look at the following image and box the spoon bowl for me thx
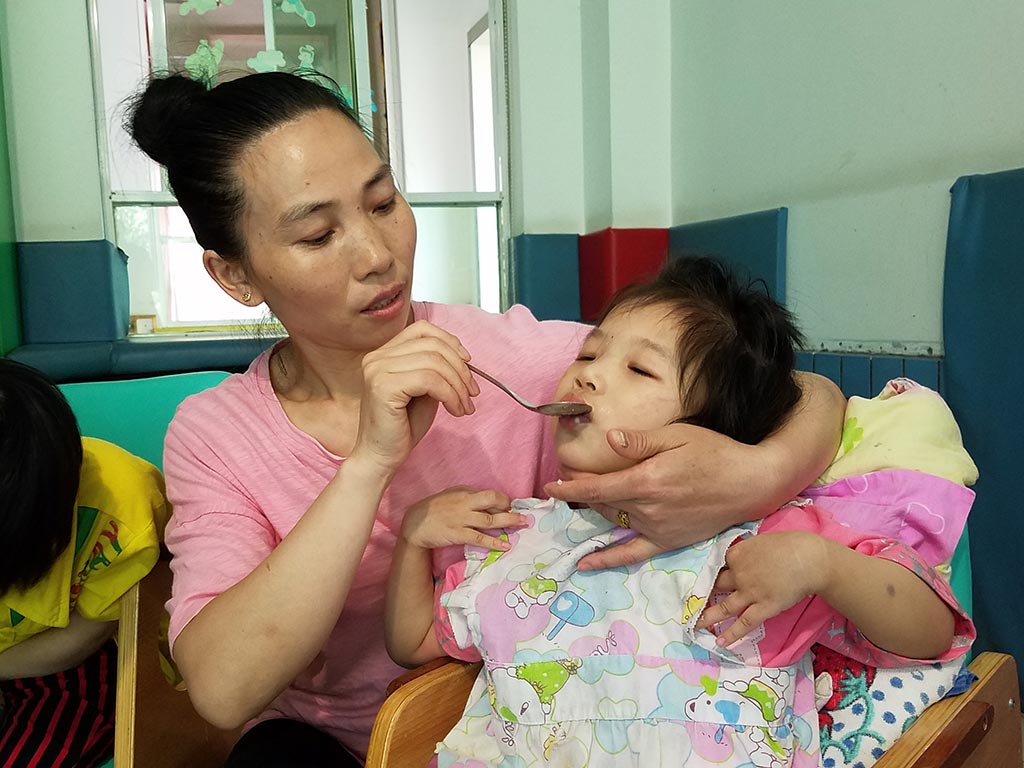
[468,363,591,417]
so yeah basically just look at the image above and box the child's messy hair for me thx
[0,359,83,594]
[600,255,804,444]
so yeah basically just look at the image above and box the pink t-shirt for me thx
[162,301,586,759]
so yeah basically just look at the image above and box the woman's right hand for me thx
[352,320,479,477]
[401,486,523,551]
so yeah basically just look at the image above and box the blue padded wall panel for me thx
[943,167,1024,688]
[871,356,904,395]
[797,352,939,400]
[509,234,581,322]
[795,351,813,373]
[904,357,940,392]
[669,208,787,303]
[7,342,115,382]
[18,240,129,343]
[839,355,871,400]
[812,353,841,388]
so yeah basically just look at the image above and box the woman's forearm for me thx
[0,612,116,680]
[758,371,846,508]
[385,538,443,668]
[173,455,390,730]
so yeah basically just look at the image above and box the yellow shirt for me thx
[0,437,168,652]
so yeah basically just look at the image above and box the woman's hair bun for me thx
[125,73,207,167]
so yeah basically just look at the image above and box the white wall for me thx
[389,0,487,193]
[580,0,612,234]
[608,0,672,228]
[670,0,1024,353]
[507,0,588,235]
[1,0,106,241]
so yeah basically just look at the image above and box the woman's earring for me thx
[241,289,252,304]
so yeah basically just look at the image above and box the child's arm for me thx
[696,529,955,660]
[0,610,116,680]
[384,487,522,668]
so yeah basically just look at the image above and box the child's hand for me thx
[694,531,834,647]
[401,486,524,551]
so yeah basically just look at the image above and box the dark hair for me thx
[125,71,362,261]
[0,359,83,595]
[600,255,804,445]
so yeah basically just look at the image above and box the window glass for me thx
[410,204,499,311]
[115,205,267,325]
[384,0,496,194]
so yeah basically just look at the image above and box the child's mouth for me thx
[558,413,591,429]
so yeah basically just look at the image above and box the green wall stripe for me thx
[0,40,22,355]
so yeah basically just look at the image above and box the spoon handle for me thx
[466,363,531,409]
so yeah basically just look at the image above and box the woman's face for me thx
[233,108,417,352]
[553,303,685,477]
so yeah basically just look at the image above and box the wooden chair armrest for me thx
[366,659,482,768]
[875,652,1022,768]
[368,652,1023,768]
[115,581,140,768]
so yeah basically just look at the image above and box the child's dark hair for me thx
[600,256,804,445]
[125,71,361,263]
[0,359,83,595]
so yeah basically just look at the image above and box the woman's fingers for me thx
[365,348,474,416]
[576,534,658,571]
[390,322,480,398]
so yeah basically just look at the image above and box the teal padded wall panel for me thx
[871,356,904,394]
[943,167,1024,690]
[509,234,581,322]
[668,208,787,303]
[18,240,129,343]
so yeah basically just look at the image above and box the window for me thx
[90,0,509,332]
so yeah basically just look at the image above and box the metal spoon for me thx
[467,363,592,417]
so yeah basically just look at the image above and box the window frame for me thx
[89,0,514,334]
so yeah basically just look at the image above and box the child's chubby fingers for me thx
[465,528,515,552]
[693,588,751,632]
[712,604,769,648]
[466,489,513,512]
[472,510,530,531]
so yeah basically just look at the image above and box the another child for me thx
[384,257,975,767]
[0,359,168,767]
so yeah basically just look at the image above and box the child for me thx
[0,359,168,767]
[384,258,974,767]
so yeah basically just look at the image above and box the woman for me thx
[126,71,845,767]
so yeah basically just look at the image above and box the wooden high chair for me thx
[365,653,1022,768]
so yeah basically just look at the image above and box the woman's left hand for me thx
[693,531,829,647]
[546,372,845,571]
[546,422,772,569]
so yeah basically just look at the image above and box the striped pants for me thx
[0,640,116,768]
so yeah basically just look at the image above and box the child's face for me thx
[553,302,685,477]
